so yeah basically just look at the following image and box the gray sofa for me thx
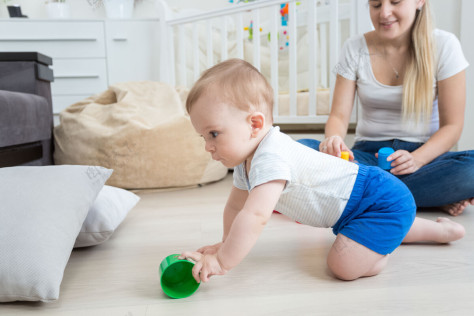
[0,52,54,167]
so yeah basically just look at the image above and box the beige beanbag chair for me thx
[54,81,228,189]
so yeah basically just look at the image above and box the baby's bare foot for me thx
[436,217,465,243]
[440,198,474,216]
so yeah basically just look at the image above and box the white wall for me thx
[430,0,461,36]
[419,0,473,150]
[430,0,473,150]
[459,0,474,150]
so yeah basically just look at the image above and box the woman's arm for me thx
[390,71,466,175]
[322,75,357,159]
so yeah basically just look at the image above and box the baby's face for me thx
[189,93,256,168]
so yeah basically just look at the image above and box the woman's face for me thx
[369,0,425,42]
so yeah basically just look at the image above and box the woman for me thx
[299,0,474,216]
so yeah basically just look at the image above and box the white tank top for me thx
[335,29,469,142]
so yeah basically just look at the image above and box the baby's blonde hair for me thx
[186,59,274,123]
[402,0,435,123]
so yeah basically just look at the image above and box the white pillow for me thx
[0,165,112,302]
[74,185,140,248]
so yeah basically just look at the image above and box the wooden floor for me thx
[2,172,474,315]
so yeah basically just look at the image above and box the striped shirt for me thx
[233,127,359,228]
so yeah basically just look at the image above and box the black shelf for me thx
[0,52,53,66]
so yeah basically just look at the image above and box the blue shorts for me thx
[332,165,416,255]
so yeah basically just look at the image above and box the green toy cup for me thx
[159,254,200,299]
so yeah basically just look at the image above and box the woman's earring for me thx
[417,6,423,11]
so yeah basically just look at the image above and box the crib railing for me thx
[157,0,357,124]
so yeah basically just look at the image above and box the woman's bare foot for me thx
[440,198,474,216]
[436,217,465,243]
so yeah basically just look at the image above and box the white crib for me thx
[157,0,366,126]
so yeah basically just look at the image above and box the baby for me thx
[180,58,465,282]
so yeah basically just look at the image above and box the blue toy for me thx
[378,147,395,170]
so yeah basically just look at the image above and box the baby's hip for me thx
[333,165,416,234]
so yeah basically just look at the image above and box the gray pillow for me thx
[74,185,140,248]
[0,165,112,302]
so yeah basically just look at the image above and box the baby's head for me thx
[186,59,274,168]
[186,58,274,123]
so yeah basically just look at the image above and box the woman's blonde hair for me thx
[402,0,435,122]
[186,59,274,122]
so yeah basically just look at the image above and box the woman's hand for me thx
[320,135,354,161]
[196,242,223,255]
[378,149,425,175]
[179,251,228,283]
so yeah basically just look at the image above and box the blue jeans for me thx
[297,138,474,207]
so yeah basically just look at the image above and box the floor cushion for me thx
[54,81,227,189]
[0,165,112,302]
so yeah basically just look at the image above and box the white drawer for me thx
[51,58,108,95]
[0,21,105,58]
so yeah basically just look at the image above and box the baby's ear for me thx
[249,112,265,138]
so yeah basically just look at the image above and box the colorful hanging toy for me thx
[276,3,290,51]
[244,21,263,41]
[280,3,289,26]
[242,2,300,52]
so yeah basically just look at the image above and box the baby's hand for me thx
[179,251,227,283]
[197,242,223,255]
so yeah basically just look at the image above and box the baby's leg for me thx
[402,217,465,243]
[327,234,388,281]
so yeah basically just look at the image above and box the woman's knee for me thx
[458,151,474,177]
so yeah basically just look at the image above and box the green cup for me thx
[159,254,200,299]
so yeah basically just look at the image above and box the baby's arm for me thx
[182,180,285,282]
[223,186,249,239]
[217,180,285,269]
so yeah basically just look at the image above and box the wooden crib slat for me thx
[206,20,213,68]
[236,13,244,60]
[308,0,317,117]
[178,25,186,87]
[193,22,199,82]
[157,0,172,85]
[220,17,228,62]
[168,26,176,86]
[288,1,297,117]
[320,23,328,88]
[329,0,339,104]
[270,5,279,119]
[252,10,261,71]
